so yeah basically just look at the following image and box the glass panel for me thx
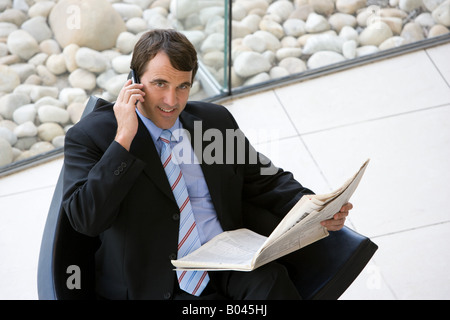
[171,0,230,100]
[229,0,450,91]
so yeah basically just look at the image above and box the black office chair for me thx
[37,96,103,300]
[37,96,378,300]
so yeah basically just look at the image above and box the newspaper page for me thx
[253,159,370,268]
[172,159,370,271]
[171,228,267,271]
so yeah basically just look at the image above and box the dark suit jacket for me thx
[62,101,313,299]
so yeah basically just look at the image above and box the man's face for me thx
[137,51,193,129]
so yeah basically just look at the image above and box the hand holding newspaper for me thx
[171,159,370,272]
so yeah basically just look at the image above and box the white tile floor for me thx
[1,42,449,300]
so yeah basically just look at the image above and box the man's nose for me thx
[163,87,177,107]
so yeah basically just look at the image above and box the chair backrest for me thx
[37,96,109,300]
[37,96,378,300]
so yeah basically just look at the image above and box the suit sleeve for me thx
[62,125,146,237]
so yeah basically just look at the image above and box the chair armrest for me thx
[280,226,378,300]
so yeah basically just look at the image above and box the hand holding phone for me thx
[114,70,144,150]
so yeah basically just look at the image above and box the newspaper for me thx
[171,159,370,271]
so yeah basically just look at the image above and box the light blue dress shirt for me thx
[136,109,224,244]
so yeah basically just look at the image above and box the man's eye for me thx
[155,82,166,88]
[179,84,191,90]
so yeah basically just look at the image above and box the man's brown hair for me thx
[130,29,198,83]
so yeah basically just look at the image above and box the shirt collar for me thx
[136,108,182,145]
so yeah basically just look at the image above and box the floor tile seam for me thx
[252,133,301,147]
[295,102,450,137]
[366,220,450,300]
[364,255,400,300]
[0,184,56,199]
[425,49,450,89]
[344,217,400,299]
[272,90,333,190]
[358,220,450,300]
[370,255,402,299]
[369,220,450,240]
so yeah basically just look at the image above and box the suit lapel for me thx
[130,117,175,202]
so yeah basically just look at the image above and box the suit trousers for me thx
[173,261,302,300]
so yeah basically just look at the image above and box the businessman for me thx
[62,29,352,300]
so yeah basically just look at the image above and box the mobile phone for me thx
[130,69,140,84]
[128,69,141,106]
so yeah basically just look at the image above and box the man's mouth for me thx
[158,106,176,113]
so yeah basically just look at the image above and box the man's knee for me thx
[258,262,301,299]
[228,262,301,300]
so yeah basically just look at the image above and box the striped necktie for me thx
[159,129,209,296]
